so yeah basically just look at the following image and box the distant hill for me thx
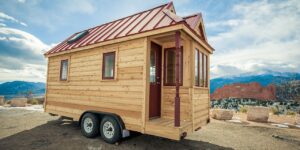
[0,81,45,99]
[210,72,300,93]
[211,82,276,101]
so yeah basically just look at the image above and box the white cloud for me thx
[208,0,300,78]
[0,27,50,53]
[0,12,27,26]
[0,27,54,82]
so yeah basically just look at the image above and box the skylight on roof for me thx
[67,30,89,44]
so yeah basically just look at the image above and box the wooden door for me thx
[149,42,162,118]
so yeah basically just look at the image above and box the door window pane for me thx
[103,52,115,79]
[150,49,156,83]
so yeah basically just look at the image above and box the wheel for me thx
[81,113,100,138]
[100,116,121,144]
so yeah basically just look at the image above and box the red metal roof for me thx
[45,2,211,55]
[183,13,202,29]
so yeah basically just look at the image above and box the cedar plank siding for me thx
[46,38,146,132]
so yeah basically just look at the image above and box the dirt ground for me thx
[0,108,300,150]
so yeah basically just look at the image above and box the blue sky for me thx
[0,0,299,82]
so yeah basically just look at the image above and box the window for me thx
[204,54,207,87]
[195,50,199,86]
[67,30,89,44]
[102,52,115,79]
[199,52,203,86]
[60,59,68,81]
[195,48,208,87]
[164,47,183,86]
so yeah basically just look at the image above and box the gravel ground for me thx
[0,107,300,150]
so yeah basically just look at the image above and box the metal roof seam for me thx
[125,10,152,36]
[77,25,107,48]
[85,22,114,46]
[91,21,118,44]
[139,5,165,33]
[48,33,77,54]
[113,13,143,39]
[153,14,167,29]
[66,29,96,50]
[71,27,101,49]
[96,20,124,43]
[104,16,132,41]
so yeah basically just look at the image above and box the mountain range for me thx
[0,81,45,99]
[211,72,300,93]
[0,72,299,100]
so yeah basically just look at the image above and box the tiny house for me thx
[44,2,214,143]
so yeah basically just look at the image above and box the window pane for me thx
[204,55,207,87]
[164,48,182,85]
[150,49,156,83]
[166,50,176,84]
[195,49,199,86]
[60,60,68,80]
[199,52,203,86]
[103,52,115,79]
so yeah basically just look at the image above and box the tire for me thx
[81,113,100,138]
[100,116,121,144]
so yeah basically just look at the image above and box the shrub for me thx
[286,110,296,116]
[27,99,39,105]
[239,106,248,113]
[271,106,280,115]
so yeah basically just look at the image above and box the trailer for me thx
[44,2,214,144]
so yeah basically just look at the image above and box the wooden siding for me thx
[45,38,146,132]
[191,88,209,130]
[161,87,192,121]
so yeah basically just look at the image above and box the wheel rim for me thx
[103,121,114,139]
[83,118,93,133]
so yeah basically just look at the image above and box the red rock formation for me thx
[211,82,276,101]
